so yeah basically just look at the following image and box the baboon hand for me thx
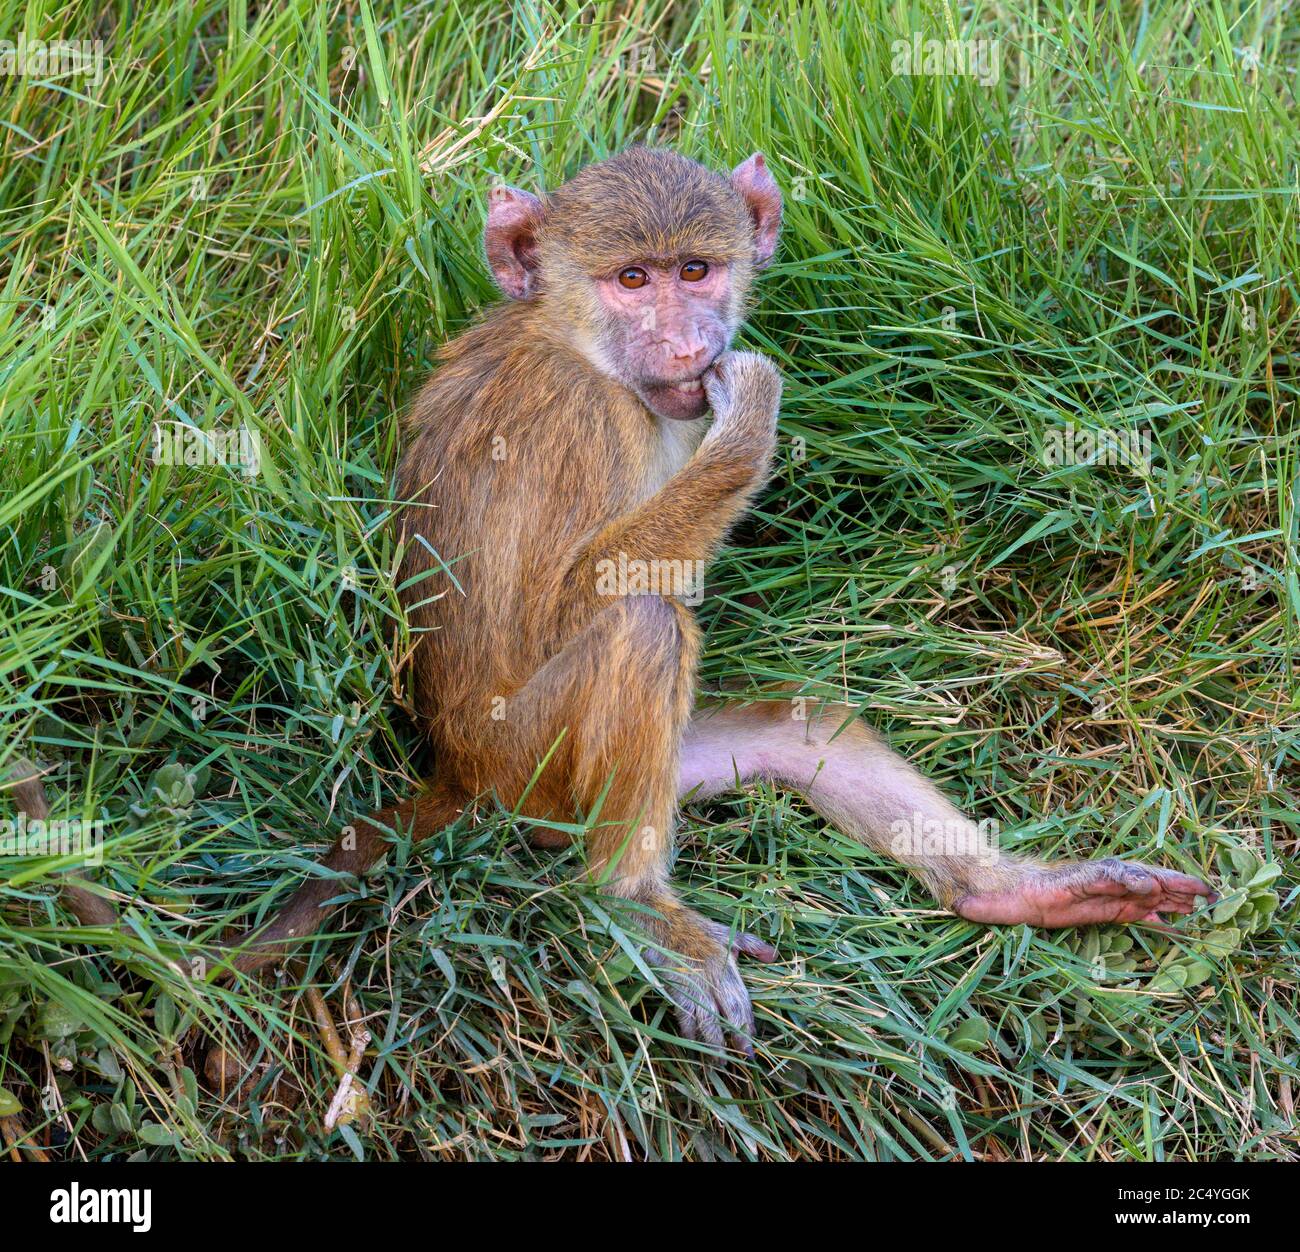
[702,350,782,461]
[642,905,777,1058]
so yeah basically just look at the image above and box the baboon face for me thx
[484,147,782,421]
[586,251,737,420]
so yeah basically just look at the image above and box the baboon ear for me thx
[485,184,545,299]
[730,152,782,269]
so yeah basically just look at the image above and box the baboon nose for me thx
[671,343,709,371]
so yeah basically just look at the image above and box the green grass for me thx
[0,0,1297,1161]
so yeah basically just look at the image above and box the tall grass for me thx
[0,0,1296,1160]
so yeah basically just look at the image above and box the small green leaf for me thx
[946,1015,991,1052]
[336,1120,366,1161]
[1203,927,1241,955]
[1211,895,1244,924]
[1149,965,1188,994]
[153,993,178,1040]
[1249,892,1279,926]
[150,764,195,809]
[1229,848,1259,878]
[95,1048,123,1080]
[600,951,637,985]
[138,1121,177,1146]
[35,998,85,1040]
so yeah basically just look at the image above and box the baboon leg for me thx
[474,596,775,1050]
[679,699,1214,927]
[476,595,695,888]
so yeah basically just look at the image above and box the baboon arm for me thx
[551,443,763,625]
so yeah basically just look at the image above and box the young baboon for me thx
[22,147,1214,1055]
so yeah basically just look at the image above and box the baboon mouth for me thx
[665,378,703,396]
[639,376,709,420]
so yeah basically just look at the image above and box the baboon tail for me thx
[4,758,466,978]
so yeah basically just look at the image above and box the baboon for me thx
[18,147,1214,1055]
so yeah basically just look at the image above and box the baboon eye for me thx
[618,267,649,289]
[680,260,709,282]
